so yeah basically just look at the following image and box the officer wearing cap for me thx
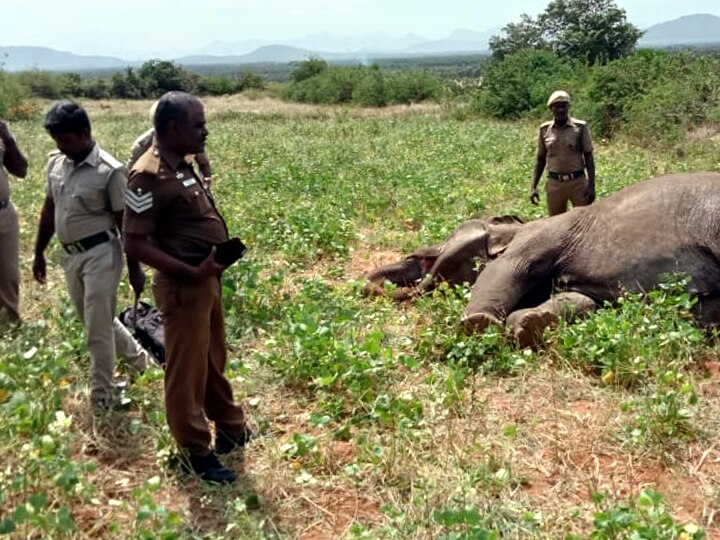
[0,118,28,325]
[123,91,252,484]
[32,101,151,410]
[530,90,595,216]
[128,101,212,187]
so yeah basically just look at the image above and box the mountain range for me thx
[1,14,719,72]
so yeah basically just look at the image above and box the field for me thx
[2,95,720,539]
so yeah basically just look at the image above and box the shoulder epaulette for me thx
[98,149,123,170]
[131,147,162,179]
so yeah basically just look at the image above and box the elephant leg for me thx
[692,295,720,329]
[364,256,427,299]
[506,291,597,349]
[462,311,502,334]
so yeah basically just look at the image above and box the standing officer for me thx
[123,92,252,484]
[128,101,212,187]
[32,102,151,410]
[530,90,596,216]
[0,118,28,325]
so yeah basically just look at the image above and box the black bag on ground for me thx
[119,301,165,366]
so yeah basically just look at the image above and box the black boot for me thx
[181,451,237,484]
[215,426,257,455]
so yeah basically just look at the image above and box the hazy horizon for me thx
[3,0,720,59]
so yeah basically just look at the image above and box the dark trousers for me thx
[153,273,246,456]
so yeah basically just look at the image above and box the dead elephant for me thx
[366,172,720,347]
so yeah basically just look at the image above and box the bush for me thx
[0,71,27,118]
[15,70,62,99]
[284,63,442,106]
[385,70,443,104]
[584,50,684,137]
[200,70,266,96]
[289,56,328,83]
[475,49,584,119]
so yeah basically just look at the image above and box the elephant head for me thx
[364,215,524,301]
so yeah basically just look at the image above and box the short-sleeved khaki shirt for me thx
[0,140,10,203]
[123,146,227,265]
[537,118,593,174]
[45,144,126,244]
[128,128,209,172]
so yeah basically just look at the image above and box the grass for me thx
[1,95,720,538]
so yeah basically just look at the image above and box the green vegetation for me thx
[489,0,641,65]
[1,97,719,538]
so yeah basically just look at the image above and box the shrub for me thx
[584,50,684,137]
[385,70,443,104]
[475,49,583,119]
[0,71,27,118]
[289,56,328,83]
[15,70,62,99]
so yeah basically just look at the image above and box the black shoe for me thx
[215,426,256,455]
[181,451,237,484]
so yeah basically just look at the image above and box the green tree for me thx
[289,56,328,83]
[110,68,142,98]
[490,0,641,65]
[488,14,549,60]
[477,49,579,118]
[137,60,197,97]
[58,73,83,97]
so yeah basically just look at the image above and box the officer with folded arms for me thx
[32,101,151,411]
[530,90,596,216]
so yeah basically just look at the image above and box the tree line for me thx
[3,0,720,146]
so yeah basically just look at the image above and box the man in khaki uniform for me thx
[124,92,251,484]
[530,90,596,216]
[32,102,151,409]
[0,119,28,325]
[128,102,212,185]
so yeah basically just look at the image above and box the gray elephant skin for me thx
[366,172,720,347]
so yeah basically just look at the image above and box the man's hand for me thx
[33,254,47,284]
[530,188,540,205]
[585,184,596,204]
[128,264,146,298]
[194,246,226,279]
[0,119,13,145]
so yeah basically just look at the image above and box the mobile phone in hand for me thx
[214,238,247,267]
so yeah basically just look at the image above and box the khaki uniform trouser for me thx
[546,176,590,216]
[0,202,20,324]
[153,273,246,456]
[62,237,149,401]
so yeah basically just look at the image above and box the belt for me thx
[548,170,585,182]
[62,227,119,255]
[0,200,8,210]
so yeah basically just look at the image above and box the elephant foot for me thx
[513,309,558,349]
[391,287,417,302]
[461,312,502,334]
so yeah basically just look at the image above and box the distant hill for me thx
[178,45,322,66]
[640,13,720,46]
[3,14,720,73]
[0,46,129,71]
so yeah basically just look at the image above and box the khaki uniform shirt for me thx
[537,117,593,174]
[0,140,11,203]
[45,144,126,244]
[128,128,209,172]
[123,146,227,264]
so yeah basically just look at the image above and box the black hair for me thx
[43,101,91,135]
[153,91,202,136]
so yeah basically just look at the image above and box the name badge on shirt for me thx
[182,178,197,187]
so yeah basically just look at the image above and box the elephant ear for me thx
[488,215,524,225]
[486,223,520,257]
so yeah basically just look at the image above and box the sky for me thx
[3,0,720,58]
